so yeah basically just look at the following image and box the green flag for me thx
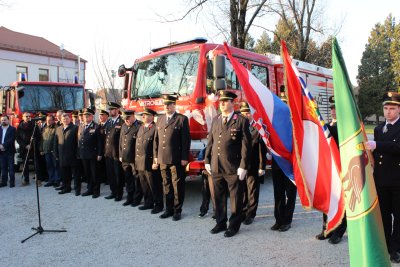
[332,38,390,266]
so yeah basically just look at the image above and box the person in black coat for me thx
[16,112,40,185]
[54,113,80,195]
[154,95,191,221]
[104,102,125,201]
[78,108,103,198]
[0,115,16,188]
[97,109,110,185]
[119,110,143,206]
[239,102,267,225]
[205,91,251,238]
[366,92,400,263]
[136,108,163,214]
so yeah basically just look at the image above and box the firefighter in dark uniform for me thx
[104,102,125,201]
[239,102,267,225]
[119,110,143,206]
[366,92,400,263]
[71,110,80,126]
[97,109,110,185]
[205,91,251,238]
[78,108,104,198]
[154,95,191,221]
[136,108,163,214]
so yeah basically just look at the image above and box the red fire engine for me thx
[118,38,333,175]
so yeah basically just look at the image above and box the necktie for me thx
[223,116,228,125]
[166,116,170,123]
[383,123,392,134]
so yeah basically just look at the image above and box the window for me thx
[251,64,269,88]
[16,66,28,81]
[39,68,49,81]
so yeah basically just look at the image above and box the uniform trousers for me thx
[82,158,99,195]
[60,166,80,192]
[138,169,163,208]
[106,156,124,197]
[272,168,297,226]
[200,172,215,215]
[160,164,185,214]
[243,172,261,219]
[122,162,143,203]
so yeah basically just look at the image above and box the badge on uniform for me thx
[115,126,121,129]
[89,129,95,133]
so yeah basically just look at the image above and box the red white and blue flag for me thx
[281,40,345,233]
[223,43,294,181]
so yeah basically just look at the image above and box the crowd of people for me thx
[0,90,398,259]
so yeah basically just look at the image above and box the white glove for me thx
[365,141,376,150]
[205,164,211,174]
[266,153,272,160]
[258,169,265,176]
[237,168,247,181]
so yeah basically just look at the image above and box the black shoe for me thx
[151,206,163,214]
[9,183,15,188]
[212,215,216,220]
[391,252,400,263]
[315,232,331,240]
[210,224,227,234]
[270,223,281,231]
[81,191,93,196]
[172,213,181,221]
[104,195,115,200]
[198,211,208,218]
[139,205,153,211]
[279,224,291,232]
[92,194,99,199]
[224,229,237,238]
[243,217,254,225]
[44,182,54,187]
[123,200,133,206]
[58,189,71,194]
[0,183,7,188]
[131,201,140,207]
[159,211,173,219]
[328,236,342,244]
[114,196,122,202]
[55,186,64,191]
[53,182,60,187]
[75,191,81,196]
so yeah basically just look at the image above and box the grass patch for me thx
[364,124,375,134]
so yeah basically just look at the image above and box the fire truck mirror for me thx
[118,65,126,77]
[213,55,226,79]
[195,96,205,104]
[214,79,226,90]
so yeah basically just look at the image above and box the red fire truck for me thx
[118,38,333,175]
[0,78,94,169]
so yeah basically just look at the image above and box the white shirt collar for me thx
[386,116,400,125]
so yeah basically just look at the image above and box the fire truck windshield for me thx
[132,51,199,98]
[17,85,85,112]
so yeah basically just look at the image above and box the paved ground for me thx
[0,173,350,267]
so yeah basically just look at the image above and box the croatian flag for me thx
[223,43,294,181]
[281,40,345,234]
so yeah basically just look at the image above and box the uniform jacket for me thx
[40,124,57,154]
[205,112,251,176]
[53,123,79,167]
[119,120,143,163]
[154,113,191,165]
[78,121,103,160]
[104,116,123,159]
[135,121,156,171]
[248,123,267,174]
[372,120,400,187]
[0,125,16,154]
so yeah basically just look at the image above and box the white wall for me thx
[0,49,85,86]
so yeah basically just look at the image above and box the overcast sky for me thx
[1,0,399,89]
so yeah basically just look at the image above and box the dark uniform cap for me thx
[383,92,400,106]
[329,95,335,109]
[240,102,250,113]
[162,95,177,104]
[121,110,135,119]
[108,101,121,109]
[141,108,157,116]
[36,111,47,118]
[98,109,109,116]
[78,109,83,115]
[71,110,79,117]
[82,108,95,115]
[218,90,237,101]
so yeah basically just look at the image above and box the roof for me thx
[0,26,87,63]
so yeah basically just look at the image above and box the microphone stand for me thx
[21,121,67,243]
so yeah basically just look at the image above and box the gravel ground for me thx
[0,173,351,267]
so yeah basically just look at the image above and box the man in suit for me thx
[366,92,400,263]
[54,113,80,195]
[239,102,267,225]
[119,110,143,206]
[71,110,81,126]
[104,102,125,201]
[41,115,60,187]
[0,115,16,188]
[154,95,191,221]
[97,109,110,185]
[78,108,103,198]
[205,91,251,237]
[136,108,163,214]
